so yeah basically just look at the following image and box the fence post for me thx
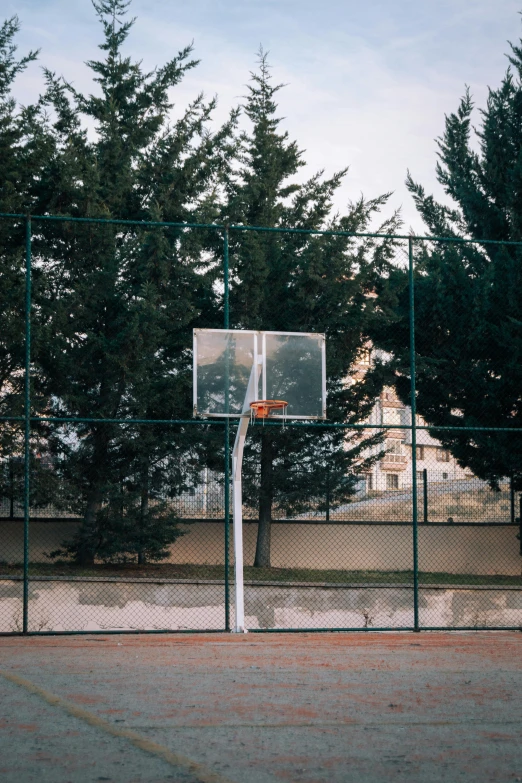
[325,463,330,523]
[23,216,32,634]
[510,476,515,525]
[223,226,230,631]
[408,237,420,632]
[9,457,14,519]
[519,495,522,557]
[423,468,428,523]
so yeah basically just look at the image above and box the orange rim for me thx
[249,399,288,419]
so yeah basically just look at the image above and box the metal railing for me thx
[0,211,521,634]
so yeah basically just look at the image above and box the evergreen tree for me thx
[0,16,33,459]
[222,52,399,566]
[0,16,57,497]
[372,25,522,489]
[32,0,236,563]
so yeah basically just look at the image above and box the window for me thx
[367,473,373,491]
[386,439,403,454]
[436,448,450,462]
[384,439,404,463]
[442,472,448,480]
[358,349,372,366]
[382,408,402,426]
[416,445,424,461]
[416,471,424,482]
[386,473,399,490]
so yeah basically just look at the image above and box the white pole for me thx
[232,415,249,632]
[230,353,261,633]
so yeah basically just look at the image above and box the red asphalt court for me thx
[0,631,521,783]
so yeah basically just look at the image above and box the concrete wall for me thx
[2,580,522,632]
[1,520,521,576]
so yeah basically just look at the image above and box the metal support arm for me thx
[232,415,249,632]
[231,357,261,633]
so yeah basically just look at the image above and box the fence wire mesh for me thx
[0,215,521,633]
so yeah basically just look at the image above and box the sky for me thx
[4,0,522,232]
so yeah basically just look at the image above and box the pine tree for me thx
[32,0,236,563]
[0,17,33,453]
[372,26,522,489]
[222,52,399,566]
[0,16,56,499]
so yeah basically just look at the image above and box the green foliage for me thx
[372,27,522,488]
[49,487,186,565]
[1,11,399,570]
[222,51,400,565]
[0,453,62,514]
[0,16,50,460]
[6,0,235,563]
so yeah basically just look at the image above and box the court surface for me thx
[0,632,521,783]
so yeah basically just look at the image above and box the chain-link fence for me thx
[1,214,521,633]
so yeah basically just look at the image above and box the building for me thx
[353,349,473,493]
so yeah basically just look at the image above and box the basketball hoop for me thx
[193,328,326,632]
[249,399,288,422]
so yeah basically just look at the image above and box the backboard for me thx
[193,329,326,419]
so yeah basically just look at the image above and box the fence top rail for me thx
[1,415,521,432]
[2,211,522,247]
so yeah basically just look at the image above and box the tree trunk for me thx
[254,430,273,567]
[78,487,102,566]
[78,427,109,566]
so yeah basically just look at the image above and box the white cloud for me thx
[5,0,522,233]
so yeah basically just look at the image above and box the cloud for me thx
[6,0,521,232]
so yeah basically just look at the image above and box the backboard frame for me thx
[193,328,326,420]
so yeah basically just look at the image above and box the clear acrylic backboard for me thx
[193,329,326,419]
